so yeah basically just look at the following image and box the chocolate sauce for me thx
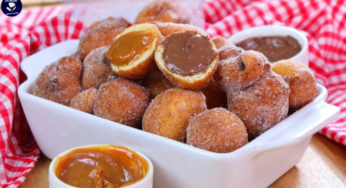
[236,35,301,62]
[163,32,217,76]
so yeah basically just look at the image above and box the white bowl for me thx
[229,25,309,66]
[49,144,153,188]
[18,40,339,188]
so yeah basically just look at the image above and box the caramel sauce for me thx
[236,35,301,63]
[163,32,217,76]
[107,31,155,66]
[55,145,149,188]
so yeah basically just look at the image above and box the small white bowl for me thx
[228,25,309,66]
[49,144,154,188]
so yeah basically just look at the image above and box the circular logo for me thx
[1,0,22,17]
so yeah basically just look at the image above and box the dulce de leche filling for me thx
[163,32,217,76]
[55,145,149,188]
[107,31,155,66]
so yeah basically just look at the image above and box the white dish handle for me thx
[256,102,340,153]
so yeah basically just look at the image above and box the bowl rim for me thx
[228,25,308,63]
[49,144,154,188]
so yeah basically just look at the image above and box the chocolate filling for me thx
[163,32,217,76]
[236,35,301,63]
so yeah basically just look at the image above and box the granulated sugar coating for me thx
[82,46,116,89]
[186,108,248,153]
[272,60,318,112]
[142,88,207,142]
[215,50,266,92]
[70,88,97,114]
[33,56,82,106]
[138,71,175,99]
[228,68,290,139]
[94,78,150,128]
[77,17,131,60]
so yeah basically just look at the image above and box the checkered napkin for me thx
[0,0,345,187]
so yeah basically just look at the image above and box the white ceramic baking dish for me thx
[18,40,340,188]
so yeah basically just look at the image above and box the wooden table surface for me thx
[19,133,346,188]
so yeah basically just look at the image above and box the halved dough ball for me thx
[33,56,82,106]
[78,17,131,60]
[187,108,248,153]
[155,29,219,89]
[82,46,116,89]
[70,88,97,114]
[94,78,150,128]
[134,0,191,24]
[272,60,318,112]
[142,88,207,142]
[107,23,162,79]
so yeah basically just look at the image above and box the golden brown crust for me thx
[138,71,175,99]
[272,60,318,112]
[134,0,190,25]
[108,23,163,79]
[78,17,131,60]
[82,46,117,89]
[94,78,150,128]
[215,50,266,92]
[154,22,206,37]
[218,45,244,61]
[33,56,82,106]
[142,88,207,142]
[154,26,219,90]
[228,70,290,139]
[212,36,235,49]
[70,88,97,114]
[186,108,248,153]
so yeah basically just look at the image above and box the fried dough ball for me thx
[218,46,244,61]
[212,36,235,49]
[142,88,207,142]
[155,29,219,89]
[154,22,206,37]
[82,46,116,89]
[215,50,266,92]
[70,88,97,114]
[272,60,318,112]
[228,67,290,139]
[107,23,162,79]
[33,56,82,106]
[186,108,248,153]
[200,78,227,109]
[78,17,131,60]
[138,71,175,99]
[94,78,150,128]
[134,0,190,24]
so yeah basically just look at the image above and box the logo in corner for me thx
[1,0,22,17]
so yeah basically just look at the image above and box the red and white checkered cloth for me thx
[0,0,345,187]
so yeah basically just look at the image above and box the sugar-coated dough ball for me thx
[94,78,150,128]
[78,17,131,60]
[138,71,175,99]
[70,88,97,114]
[187,108,248,153]
[82,46,116,89]
[33,56,82,106]
[272,60,318,112]
[142,88,207,142]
